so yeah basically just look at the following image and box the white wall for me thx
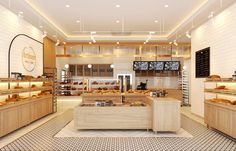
[0,5,43,77]
[191,3,236,117]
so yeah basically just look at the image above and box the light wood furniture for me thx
[204,79,236,138]
[205,100,236,138]
[74,106,151,129]
[124,93,147,102]
[74,95,181,132]
[0,78,54,137]
[151,97,181,132]
[81,93,122,104]
[0,96,52,137]
[43,37,56,68]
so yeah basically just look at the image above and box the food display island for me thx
[74,93,181,132]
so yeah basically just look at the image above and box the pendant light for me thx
[88,64,92,68]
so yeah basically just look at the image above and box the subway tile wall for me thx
[0,5,43,78]
[191,2,236,117]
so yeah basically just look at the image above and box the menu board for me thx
[133,61,149,71]
[196,47,210,78]
[164,61,180,71]
[149,62,164,70]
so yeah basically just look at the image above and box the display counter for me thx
[74,94,181,132]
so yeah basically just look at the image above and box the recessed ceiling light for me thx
[76,20,80,23]
[90,31,96,35]
[39,25,43,28]
[164,4,169,8]
[149,31,155,34]
[65,4,70,8]
[154,20,158,23]
[116,20,120,23]
[116,4,120,8]
[19,11,23,14]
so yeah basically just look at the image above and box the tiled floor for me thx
[0,97,236,150]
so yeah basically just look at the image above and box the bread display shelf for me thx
[204,77,236,138]
[0,95,52,110]
[0,78,53,83]
[57,89,84,92]
[81,93,122,105]
[0,95,53,137]
[204,89,236,96]
[57,84,84,86]
[205,100,236,111]
[0,87,52,96]
[205,79,236,83]
[0,78,54,137]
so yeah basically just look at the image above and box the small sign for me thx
[22,46,36,72]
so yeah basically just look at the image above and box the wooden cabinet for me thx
[204,101,236,138]
[152,98,181,132]
[18,104,31,127]
[204,102,217,128]
[0,97,53,137]
[0,107,19,137]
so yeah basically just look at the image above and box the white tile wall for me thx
[0,5,43,78]
[191,2,236,117]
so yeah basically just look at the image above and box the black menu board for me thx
[195,47,210,78]
[133,61,149,71]
[164,61,180,71]
[149,62,164,70]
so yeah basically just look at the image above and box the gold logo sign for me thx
[22,46,36,72]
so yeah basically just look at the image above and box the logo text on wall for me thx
[22,46,36,72]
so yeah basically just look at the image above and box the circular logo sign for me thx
[22,46,36,72]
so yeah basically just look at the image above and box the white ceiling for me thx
[0,0,235,43]
[29,0,205,35]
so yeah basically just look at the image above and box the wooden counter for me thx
[81,93,122,104]
[149,97,181,132]
[74,105,151,129]
[74,95,181,132]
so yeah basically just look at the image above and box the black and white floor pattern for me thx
[0,110,236,151]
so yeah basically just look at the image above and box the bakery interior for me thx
[0,0,236,150]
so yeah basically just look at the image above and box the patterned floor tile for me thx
[0,109,236,151]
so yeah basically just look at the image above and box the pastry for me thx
[31,84,37,88]
[0,101,7,106]
[207,75,221,81]
[14,86,23,89]
[208,75,221,79]
[215,86,226,90]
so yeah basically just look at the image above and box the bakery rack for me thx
[43,67,57,113]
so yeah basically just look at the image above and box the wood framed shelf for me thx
[0,78,54,137]
[204,89,236,96]
[204,79,236,139]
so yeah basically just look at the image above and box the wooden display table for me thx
[74,95,181,132]
[81,93,122,104]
